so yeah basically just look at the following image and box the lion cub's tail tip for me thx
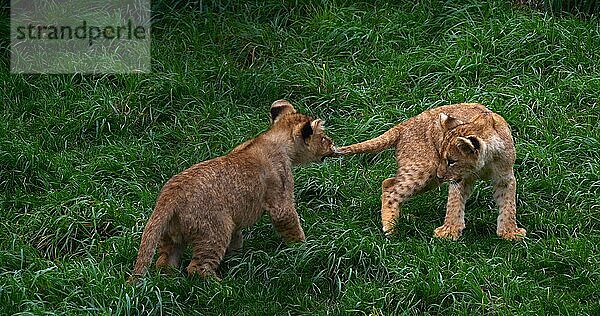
[331,146,350,157]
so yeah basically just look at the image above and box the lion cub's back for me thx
[427,103,489,122]
[160,153,268,225]
[398,103,488,134]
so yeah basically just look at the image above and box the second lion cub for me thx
[130,100,336,281]
[337,103,526,240]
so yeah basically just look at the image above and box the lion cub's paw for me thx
[433,225,463,240]
[497,227,526,241]
[186,264,221,281]
[382,225,396,237]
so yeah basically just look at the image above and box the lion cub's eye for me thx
[447,158,457,166]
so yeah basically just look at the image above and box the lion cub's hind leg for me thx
[381,161,437,236]
[380,177,399,236]
[186,221,234,279]
[155,235,183,272]
[186,236,230,279]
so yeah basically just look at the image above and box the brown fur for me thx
[337,103,526,240]
[129,100,336,282]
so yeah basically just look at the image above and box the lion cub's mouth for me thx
[320,147,338,162]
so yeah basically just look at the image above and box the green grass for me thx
[541,0,600,17]
[1,0,599,314]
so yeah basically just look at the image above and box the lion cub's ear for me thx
[296,119,325,142]
[270,99,297,123]
[440,113,464,132]
[310,119,324,131]
[456,135,481,154]
[300,121,313,141]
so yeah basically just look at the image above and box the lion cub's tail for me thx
[336,125,402,155]
[128,200,175,283]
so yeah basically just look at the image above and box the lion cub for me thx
[337,103,526,240]
[130,100,336,281]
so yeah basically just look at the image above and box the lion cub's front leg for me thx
[269,207,305,243]
[265,194,305,243]
[493,174,526,240]
[434,178,474,240]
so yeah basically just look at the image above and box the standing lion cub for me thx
[337,103,526,240]
[130,100,336,281]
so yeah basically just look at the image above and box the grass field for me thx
[1,0,599,314]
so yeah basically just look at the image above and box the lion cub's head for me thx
[437,112,492,182]
[270,100,336,164]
